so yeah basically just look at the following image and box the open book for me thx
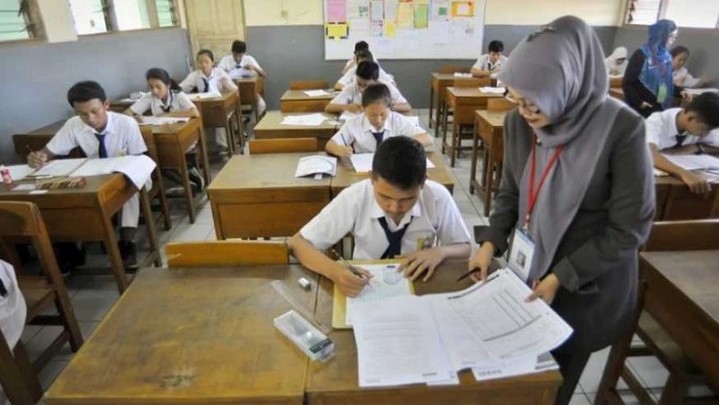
[294,155,337,178]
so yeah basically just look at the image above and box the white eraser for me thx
[298,277,311,289]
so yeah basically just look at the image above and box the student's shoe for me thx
[118,241,138,271]
[53,242,86,276]
[188,166,205,193]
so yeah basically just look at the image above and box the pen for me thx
[456,267,481,282]
[331,248,368,280]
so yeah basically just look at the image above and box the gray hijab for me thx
[497,16,624,280]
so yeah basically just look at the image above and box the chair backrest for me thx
[165,240,289,267]
[643,220,719,251]
[248,137,319,154]
[438,65,471,74]
[486,98,515,112]
[290,80,329,90]
[453,77,491,88]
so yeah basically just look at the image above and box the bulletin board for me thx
[324,0,485,60]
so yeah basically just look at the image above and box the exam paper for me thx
[346,264,411,326]
[303,89,332,97]
[71,155,156,189]
[351,153,435,173]
[479,87,506,94]
[139,116,190,126]
[32,158,87,177]
[472,352,558,382]
[5,164,33,182]
[663,154,719,171]
[280,113,327,126]
[453,72,473,78]
[294,155,337,178]
[187,91,222,100]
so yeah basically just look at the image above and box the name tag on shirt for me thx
[508,228,535,282]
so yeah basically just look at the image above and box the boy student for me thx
[326,83,432,156]
[471,40,508,77]
[218,40,266,78]
[646,92,719,195]
[179,49,238,153]
[342,40,375,74]
[288,137,471,297]
[27,81,149,269]
[335,50,395,90]
[325,61,411,115]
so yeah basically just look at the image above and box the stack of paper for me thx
[187,91,222,100]
[4,164,34,181]
[139,116,190,126]
[350,153,435,173]
[685,88,718,96]
[31,158,87,177]
[295,155,337,178]
[351,269,572,387]
[664,154,719,171]
[453,72,473,78]
[71,155,156,189]
[479,86,506,94]
[280,113,327,127]
[303,89,331,97]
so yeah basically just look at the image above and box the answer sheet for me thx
[350,153,435,173]
[346,264,411,326]
[32,158,87,177]
[280,113,327,126]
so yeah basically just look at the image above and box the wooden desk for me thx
[234,77,265,122]
[207,153,331,239]
[192,91,243,155]
[429,73,476,131]
[13,120,67,157]
[331,151,455,197]
[640,250,719,392]
[306,260,562,405]
[254,111,339,150]
[280,90,336,113]
[442,87,503,167]
[655,176,719,220]
[0,175,159,293]
[45,265,318,405]
[109,98,134,113]
[472,110,507,217]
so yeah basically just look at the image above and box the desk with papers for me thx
[253,111,340,150]
[280,89,337,113]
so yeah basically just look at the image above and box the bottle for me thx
[0,165,12,186]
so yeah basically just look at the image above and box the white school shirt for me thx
[343,55,380,72]
[129,91,196,116]
[331,111,424,153]
[336,66,396,88]
[179,68,235,94]
[0,260,25,353]
[46,112,147,158]
[300,179,471,259]
[673,67,701,88]
[218,54,263,79]
[645,108,719,151]
[330,80,408,107]
[472,54,508,72]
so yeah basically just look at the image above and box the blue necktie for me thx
[235,64,242,69]
[674,134,687,148]
[371,130,385,147]
[202,78,209,93]
[377,217,412,259]
[94,132,107,158]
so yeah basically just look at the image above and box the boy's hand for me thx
[331,265,371,298]
[680,171,711,195]
[27,151,48,168]
[400,247,444,282]
[337,145,354,158]
[346,104,363,113]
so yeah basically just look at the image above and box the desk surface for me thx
[254,111,339,132]
[280,89,337,101]
[45,265,318,405]
[446,87,504,99]
[476,110,507,127]
[431,72,476,82]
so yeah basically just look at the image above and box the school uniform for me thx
[336,66,396,88]
[46,112,149,228]
[645,108,719,150]
[129,91,195,116]
[0,260,26,405]
[673,67,700,88]
[301,179,470,259]
[330,80,408,107]
[343,55,380,72]
[218,54,263,78]
[331,111,424,153]
[472,54,508,72]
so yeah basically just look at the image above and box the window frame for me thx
[73,0,180,36]
[624,0,719,29]
[0,0,45,44]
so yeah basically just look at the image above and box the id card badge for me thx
[416,233,436,251]
[657,83,668,104]
[508,228,535,282]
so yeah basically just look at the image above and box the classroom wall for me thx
[0,28,192,164]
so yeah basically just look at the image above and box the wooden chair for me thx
[139,126,171,231]
[165,240,289,267]
[290,80,329,90]
[248,138,318,154]
[438,65,471,74]
[0,202,84,373]
[0,331,42,405]
[596,220,719,404]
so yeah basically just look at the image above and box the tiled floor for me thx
[24,109,673,404]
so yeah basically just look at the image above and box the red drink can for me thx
[0,166,12,185]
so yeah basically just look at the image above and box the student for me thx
[326,83,432,157]
[646,92,719,195]
[471,40,508,77]
[335,50,395,90]
[179,49,238,153]
[0,259,26,405]
[27,81,149,269]
[326,61,411,114]
[605,46,628,76]
[671,45,704,88]
[125,67,204,191]
[218,39,266,78]
[288,136,471,297]
[342,40,377,74]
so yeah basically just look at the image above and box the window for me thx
[69,0,109,35]
[626,0,719,28]
[0,0,40,42]
[154,0,178,28]
[69,0,178,35]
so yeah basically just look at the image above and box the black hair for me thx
[355,49,373,62]
[488,40,504,53]
[686,92,719,129]
[145,68,181,92]
[372,137,427,190]
[361,83,392,108]
[356,61,380,81]
[231,40,247,54]
[354,40,369,53]
[670,45,690,58]
[67,81,106,107]
[197,49,214,62]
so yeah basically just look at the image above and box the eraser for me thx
[298,277,311,289]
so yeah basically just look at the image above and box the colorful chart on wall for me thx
[324,0,485,60]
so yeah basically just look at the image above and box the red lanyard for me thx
[525,135,563,230]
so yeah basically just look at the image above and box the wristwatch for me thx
[695,144,705,155]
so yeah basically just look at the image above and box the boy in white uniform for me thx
[335,50,395,90]
[288,137,471,297]
[218,40,266,79]
[27,81,149,269]
[646,92,719,195]
[471,40,509,78]
[326,61,411,115]
[326,83,432,156]
[0,259,27,404]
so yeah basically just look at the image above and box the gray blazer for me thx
[480,106,655,353]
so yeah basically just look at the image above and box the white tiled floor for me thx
[24,109,674,403]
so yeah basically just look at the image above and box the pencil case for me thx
[274,310,334,362]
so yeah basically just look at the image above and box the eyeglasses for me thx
[505,92,541,115]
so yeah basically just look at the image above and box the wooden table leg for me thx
[482,146,493,217]
[139,187,161,267]
[470,124,480,194]
[178,159,197,224]
[98,205,128,293]
[429,84,435,129]
[198,126,211,186]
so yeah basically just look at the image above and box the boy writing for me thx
[326,61,411,115]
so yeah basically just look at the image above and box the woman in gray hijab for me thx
[468,16,655,405]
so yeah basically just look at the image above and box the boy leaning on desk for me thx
[26,81,149,271]
[288,136,472,297]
